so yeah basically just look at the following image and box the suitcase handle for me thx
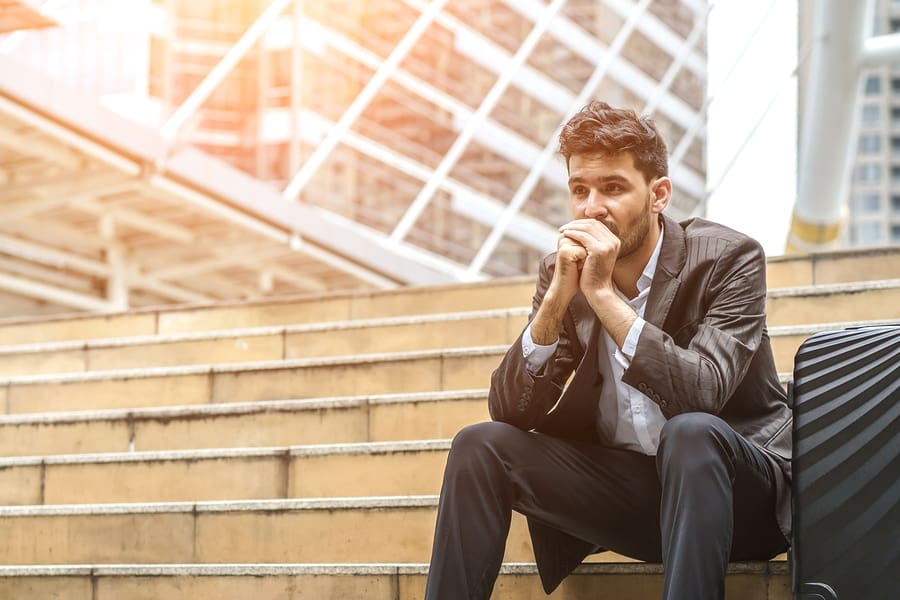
[798,582,838,600]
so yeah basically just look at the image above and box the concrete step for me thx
[0,246,897,346]
[0,307,894,386]
[0,562,790,599]
[0,347,506,415]
[1,309,875,454]
[765,245,900,288]
[0,441,453,505]
[1,276,898,379]
[0,497,528,565]
[0,342,795,417]
[0,346,796,453]
[0,308,528,377]
[0,496,785,568]
[766,279,900,326]
[0,279,536,345]
[0,390,489,456]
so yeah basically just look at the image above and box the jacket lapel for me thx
[644,214,686,329]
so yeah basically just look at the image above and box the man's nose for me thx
[584,191,608,218]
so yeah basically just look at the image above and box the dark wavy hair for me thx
[558,101,668,182]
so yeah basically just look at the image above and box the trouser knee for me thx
[446,421,520,472]
[657,412,731,475]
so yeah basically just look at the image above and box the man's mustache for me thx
[598,218,620,238]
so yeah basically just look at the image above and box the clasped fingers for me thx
[560,224,619,258]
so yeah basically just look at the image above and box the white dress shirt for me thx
[522,228,667,455]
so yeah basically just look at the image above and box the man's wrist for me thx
[585,286,637,349]
[585,285,618,310]
[531,290,568,345]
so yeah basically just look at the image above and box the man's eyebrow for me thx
[568,174,629,185]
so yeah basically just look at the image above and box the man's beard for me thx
[603,206,651,259]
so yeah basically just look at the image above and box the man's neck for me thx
[612,224,661,299]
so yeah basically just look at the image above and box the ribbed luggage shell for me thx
[791,325,900,600]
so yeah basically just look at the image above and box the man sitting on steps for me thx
[424,101,793,600]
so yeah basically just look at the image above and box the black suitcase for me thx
[791,325,900,600]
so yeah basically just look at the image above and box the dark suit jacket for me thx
[488,214,792,593]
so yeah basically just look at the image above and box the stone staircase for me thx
[0,247,897,599]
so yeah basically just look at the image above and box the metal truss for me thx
[0,0,710,316]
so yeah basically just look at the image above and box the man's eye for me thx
[572,186,588,196]
[606,184,623,193]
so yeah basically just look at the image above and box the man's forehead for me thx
[568,151,637,176]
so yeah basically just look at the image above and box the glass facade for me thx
[141,0,709,276]
[845,0,900,247]
[0,0,710,280]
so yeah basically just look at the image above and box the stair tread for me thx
[0,346,511,385]
[0,439,454,466]
[0,561,788,577]
[0,389,488,425]
[0,308,531,355]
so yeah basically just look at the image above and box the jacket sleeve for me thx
[488,256,580,430]
[622,236,768,417]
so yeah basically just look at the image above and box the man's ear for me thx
[650,177,672,214]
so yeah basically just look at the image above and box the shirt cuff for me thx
[522,324,558,375]
[614,317,645,368]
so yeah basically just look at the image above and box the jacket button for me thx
[638,382,647,392]
[659,399,668,408]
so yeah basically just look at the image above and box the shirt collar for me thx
[636,221,664,294]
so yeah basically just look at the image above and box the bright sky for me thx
[705,1,798,258]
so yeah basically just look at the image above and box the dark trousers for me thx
[424,412,788,600]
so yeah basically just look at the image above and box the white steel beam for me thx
[146,252,256,280]
[0,171,130,202]
[643,4,710,116]
[601,0,706,79]
[0,53,460,286]
[313,207,482,282]
[397,0,572,116]
[501,0,704,134]
[282,0,450,202]
[861,31,900,66]
[794,0,868,250]
[1,181,136,221]
[390,0,568,242]
[0,271,115,312]
[0,256,98,294]
[146,176,397,288]
[1,218,109,252]
[467,0,654,275]
[267,16,567,188]
[0,232,109,277]
[99,214,129,311]
[289,0,304,176]
[271,13,707,203]
[159,0,291,144]
[143,242,327,292]
[0,227,216,305]
[256,261,328,292]
[286,108,556,252]
[400,0,706,197]
[0,126,84,168]
[77,198,197,244]
[130,273,216,304]
[0,96,141,177]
